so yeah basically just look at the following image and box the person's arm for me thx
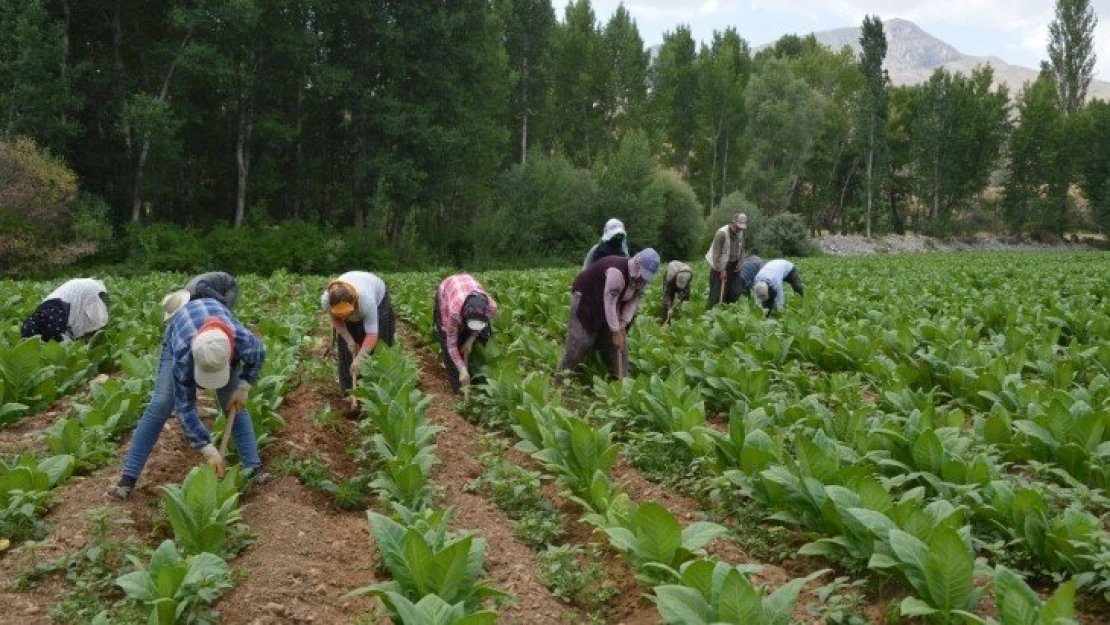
[710,231,726,272]
[330,315,357,350]
[233,324,266,384]
[603,268,625,332]
[619,291,642,328]
[172,360,211,449]
[224,277,239,309]
[786,269,804,297]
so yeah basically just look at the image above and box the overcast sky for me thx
[587,0,1110,80]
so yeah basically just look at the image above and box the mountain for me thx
[805,18,1110,100]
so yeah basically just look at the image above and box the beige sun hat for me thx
[161,290,191,322]
[191,328,232,389]
[753,281,769,302]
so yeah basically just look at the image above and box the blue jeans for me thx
[122,339,261,481]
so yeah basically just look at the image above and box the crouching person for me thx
[434,273,498,393]
[556,249,660,382]
[108,298,267,499]
[753,259,805,318]
[162,271,240,322]
[321,271,395,395]
[21,278,110,342]
[661,261,693,325]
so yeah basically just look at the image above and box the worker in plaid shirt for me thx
[433,273,498,392]
[108,298,266,499]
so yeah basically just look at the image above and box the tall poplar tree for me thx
[858,15,887,238]
[1047,0,1098,117]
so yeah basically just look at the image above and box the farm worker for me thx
[582,218,629,269]
[321,271,395,393]
[738,255,765,299]
[661,261,693,325]
[753,259,805,318]
[434,273,498,393]
[108,298,267,499]
[705,213,747,308]
[161,271,240,322]
[556,248,660,381]
[20,278,110,342]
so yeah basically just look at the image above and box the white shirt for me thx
[321,271,387,334]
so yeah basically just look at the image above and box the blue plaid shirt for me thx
[166,299,265,448]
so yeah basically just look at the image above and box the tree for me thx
[651,25,698,176]
[498,0,555,163]
[551,0,604,167]
[593,129,661,244]
[599,5,648,140]
[693,28,750,214]
[1004,72,1065,235]
[1077,99,1110,233]
[741,58,825,213]
[858,15,888,238]
[1047,0,1098,117]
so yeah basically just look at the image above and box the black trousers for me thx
[707,260,742,308]
[336,291,395,392]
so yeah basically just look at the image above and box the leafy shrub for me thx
[647,170,705,260]
[0,137,79,269]
[161,465,244,557]
[116,540,231,625]
[756,212,812,257]
[594,130,661,249]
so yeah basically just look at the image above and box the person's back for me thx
[185,271,239,309]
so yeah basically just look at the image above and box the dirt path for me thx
[400,328,578,625]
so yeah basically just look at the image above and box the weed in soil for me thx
[537,544,617,613]
[274,451,371,511]
[465,436,565,549]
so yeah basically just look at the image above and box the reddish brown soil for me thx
[0,373,113,456]
[402,329,577,625]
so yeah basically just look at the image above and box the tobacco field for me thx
[0,251,1107,624]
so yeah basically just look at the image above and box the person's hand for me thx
[719,270,726,282]
[459,367,471,388]
[226,380,250,415]
[612,329,626,352]
[200,444,225,478]
[349,352,365,385]
[345,338,358,355]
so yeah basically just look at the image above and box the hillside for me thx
[808,18,1110,99]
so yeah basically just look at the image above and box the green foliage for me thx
[600,501,726,582]
[536,544,615,609]
[993,566,1077,625]
[756,212,812,257]
[647,170,705,261]
[161,465,244,558]
[653,559,825,625]
[115,540,232,625]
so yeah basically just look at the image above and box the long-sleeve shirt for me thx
[739,256,765,291]
[186,272,239,309]
[45,278,109,339]
[704,226,744,272]
[320,271,388,334]
[168,299,266,449]
[603,267,643,332]
[664,261,693,301]
[753,259,798,312]
[437,274,498,370]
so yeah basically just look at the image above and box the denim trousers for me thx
[121,338,261,481]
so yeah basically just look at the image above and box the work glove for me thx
[226,380,250,415]
[350,352,366,385]
[200,444,226,478]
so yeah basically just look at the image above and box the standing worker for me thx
[582,218,629,269]
[556,248,660,381]
[161,271,240,321]
[705,213,747,308]
[434,273,498,393]
[661,261,693,325]
[753,259,805,318]
[321,271,395,395]
[107,298,267,499]
[21,278,110,342]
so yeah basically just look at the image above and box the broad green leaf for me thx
[900,596,939,616]
[923,525,974,613]
[680,522,726,552]
[633,502,683,566]
[994,566,1040,625]
[653,585,712,624]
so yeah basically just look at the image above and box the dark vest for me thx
[572,256,631,333]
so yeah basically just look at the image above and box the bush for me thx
[70,193,113,243]
[594,130,661,249]
[0,137,79,270]
[646,170,704,260]
[756,212,813,257]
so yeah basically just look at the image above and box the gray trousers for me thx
[556,292,629,379]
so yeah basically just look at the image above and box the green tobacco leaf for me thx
[923,525,974,614]
[633,502,683,567]
[680,522,727,552]
[1038,579,1077,624]
[912,429,945,475]
[653,585,712,624]
[899,596,939,616]
[994,566,1040,625]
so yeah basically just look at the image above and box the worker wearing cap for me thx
[434,273,499,392]
[557,248,661,381]
[161,271,240,322]
[108,298,266,499]
[321,271,395,393]
[583,218,630,269]
[705,213,747,308]
[661,261,693,325]
[752,259,805,317]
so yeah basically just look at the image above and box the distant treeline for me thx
[1,0,1107,274]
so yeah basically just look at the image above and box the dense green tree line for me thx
[0,0,1105,273]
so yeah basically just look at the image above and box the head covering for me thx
[630,248,661,283]
[191,320,234,389]
[45,278,109,338]
[601,218,626,242]
[754,281,769,303]
[732,213,748,229]
[461,293,492,332]
[162,290,191,322]
[326,281,358,319]
[675,271,692,290]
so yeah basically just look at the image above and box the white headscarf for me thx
[601,218,626,242]
[45,278,109,338]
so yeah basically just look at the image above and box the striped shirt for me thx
[167,299,266,449]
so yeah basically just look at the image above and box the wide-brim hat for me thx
[192,328,231,389]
